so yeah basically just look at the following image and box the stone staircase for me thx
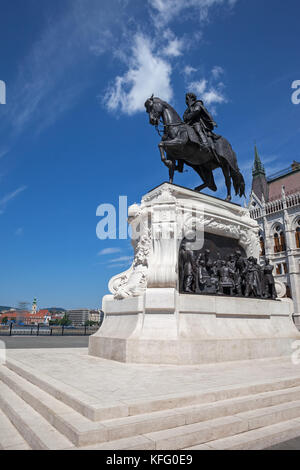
[2,359,300,450]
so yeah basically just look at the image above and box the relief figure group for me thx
[179,244,276,300]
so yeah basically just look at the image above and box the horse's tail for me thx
[214,138,246,198]
[230,166,246,198]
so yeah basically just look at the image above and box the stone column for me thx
[261,194,272,258]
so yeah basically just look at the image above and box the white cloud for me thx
[162,38,184,57]
[188,68,227,106]
[188,79,207,95]
[103,35,173,115]
[109,255,132,264]
[98,247,122,256]
[108,261,131,269]
[0,0,236,134]
[89,30,114,56]
[212,65,224,79]
[150,0,238,26]
[0,186,27,215]
[184,65,198,77]
[203,88,226,105]
[1,0,127,136]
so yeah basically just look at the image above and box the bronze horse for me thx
[145,96,245,201]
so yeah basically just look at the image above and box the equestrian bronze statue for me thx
[145,93,245,201]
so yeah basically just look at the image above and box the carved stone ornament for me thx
[107,183,260,299]
[109,225,151,299]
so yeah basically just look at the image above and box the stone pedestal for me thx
[89,183,300,364]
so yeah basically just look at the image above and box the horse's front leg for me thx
[158,142,166,163]
[169,160,176,184]
[159,142,173,169]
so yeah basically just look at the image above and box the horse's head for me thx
[144,95,164,126]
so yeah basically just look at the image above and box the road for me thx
[0,336,89,349]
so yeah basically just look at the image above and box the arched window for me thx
[276,264,282,275]
[280,231,286,251]
[259,236,265,256]
[273,225,286,253]
[274,233,280,253]
[296,226,300,249]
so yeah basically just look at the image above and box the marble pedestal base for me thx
[90,184,300,365]
[89,289,300,365]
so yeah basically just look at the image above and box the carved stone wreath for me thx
[109,227,152,299]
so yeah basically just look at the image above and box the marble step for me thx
[3,363,300,449]
[6,356,300,421]
[236,400,300,430]
[145,402,300,450]
[0,365,110,447]
[102,389,300,442]
[140,400,300,450]
[0,381,74,450]
[186,418,300,450]
[79,416,248,450]
[73,401,300,450]
[77,435,156,450]
[0,409,31,450]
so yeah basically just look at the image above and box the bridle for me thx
[155,120,184,137]
[149,104,183,136]
[146,97,184,136]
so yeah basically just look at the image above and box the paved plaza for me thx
[5,348,300,407]
[1,348,300,449]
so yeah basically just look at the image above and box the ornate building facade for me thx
[249,147,300,327]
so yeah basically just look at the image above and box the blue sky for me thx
[0,0,299,309]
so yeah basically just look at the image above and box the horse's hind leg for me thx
[195,183,208,192]
[221,160,232,201]
[193,166,217,193]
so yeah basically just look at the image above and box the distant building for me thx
[0,311,17,324]
[89,310,101,323]
[0,310,30,324]
[31,298,37,315]
[37,309,52,325]
[50,312,65,322]
[66,309,90,327]
[249,147,300,327]
[26,312,45,325]
[0,309,53,325]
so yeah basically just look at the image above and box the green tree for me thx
[59,314,72,326]
[1,316,8,325]
[84,320,99,327]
